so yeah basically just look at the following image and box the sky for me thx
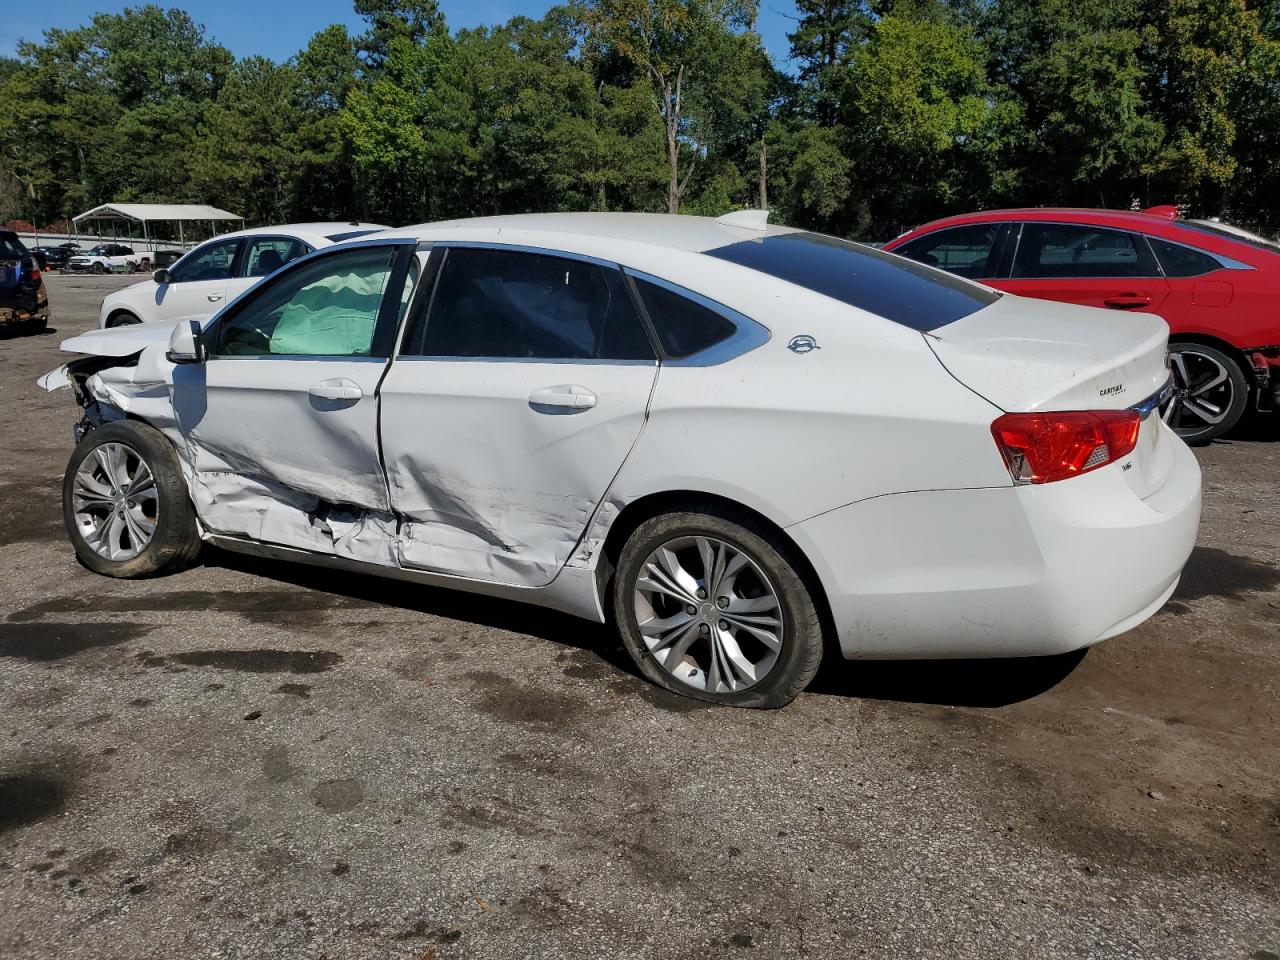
[3,0,803,70]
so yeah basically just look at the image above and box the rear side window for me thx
[631,278,737,358]
[1148,238,1223,278]
[1013,224,1158,279]
[706,232,998,332]
[895,224,1003,279]
[410,247,653,361]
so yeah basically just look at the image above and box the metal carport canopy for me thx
[72,202,245,248]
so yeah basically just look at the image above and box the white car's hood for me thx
[60,319,180,357]
[927,294,1170,413]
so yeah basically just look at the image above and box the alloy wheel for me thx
[71,442,159,561]
[1161,348,1236,437]
[632,535,783,694]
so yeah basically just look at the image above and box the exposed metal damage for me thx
[44,344,602,581]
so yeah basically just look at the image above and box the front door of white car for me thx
[173,243,415,547]
[379,245,659,586]
[156,238,241,321]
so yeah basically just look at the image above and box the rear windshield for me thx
[705,232,999,331]
[0,233,26,260]
[1178,220,1280,256]
[325,229,383,243]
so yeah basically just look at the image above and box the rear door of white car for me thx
[379,244,659,586]
[155,237,241,322]
[177,241,417,526]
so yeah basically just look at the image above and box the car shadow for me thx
[205,548,637,676]
[0,325,56,341]
[807,648,1088,707]
[208,548,1087,708]
[1217,411,1280,444]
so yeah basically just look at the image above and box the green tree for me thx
[577,0,769,213]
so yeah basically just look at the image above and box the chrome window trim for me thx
[396,242,657,364]
[623,268,771,367]
[201,237,414,360]
[429,240,617,271]
[1147,235,1254,273]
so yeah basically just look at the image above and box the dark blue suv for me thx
[0,230,49,332]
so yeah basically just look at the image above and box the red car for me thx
[884,206,1280,443]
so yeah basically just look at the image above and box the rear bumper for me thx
[791,422,1201,659]
[0,287,45,321]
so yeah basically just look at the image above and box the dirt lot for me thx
[0,272,1277,959]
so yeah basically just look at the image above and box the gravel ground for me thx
[1,273,1277,959]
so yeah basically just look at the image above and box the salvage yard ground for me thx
[0,272,1277,959]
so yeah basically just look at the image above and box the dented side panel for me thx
[379,358,658,586]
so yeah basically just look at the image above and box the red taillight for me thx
[991,410,1141,484]
[30,265,41,281]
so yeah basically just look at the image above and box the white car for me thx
[42,212,1200,708]
[69,244,150,274]
[96,222,388,328]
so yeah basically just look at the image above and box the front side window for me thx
[241,237,309,278]
[213,246,396,357]
[1012,224,1158,279]
[408,247,653,361]
[1148,237,1224,278]
[895,224,1003,279]
[169,240,240,283]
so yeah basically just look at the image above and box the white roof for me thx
[386,212,799,254]
[207,221,391,246]
[74,203,243,223]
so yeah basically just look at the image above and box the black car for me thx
[151,249,183,269]
[0,230,49,331]
[29,242,79,270]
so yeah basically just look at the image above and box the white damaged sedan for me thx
[41,212,1200,707]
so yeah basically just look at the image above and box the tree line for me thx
[1,0,1277,241]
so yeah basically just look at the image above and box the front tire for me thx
[92,262,105,275]
[612,507,824,708]
[63,421,201,578]
[1162,342,1250,444]
[106,311,142,328]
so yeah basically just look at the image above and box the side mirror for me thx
[152,268,171,284]
[167,320,207,364]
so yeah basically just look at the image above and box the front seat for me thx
[254,249,285,276]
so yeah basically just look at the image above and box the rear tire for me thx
[1163,341,1249,444]
[612,506,824,709]
[107,311,142,328]
[63,421,201,578]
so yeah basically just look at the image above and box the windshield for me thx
[85,246,105,256]
[1178,220,1280,256]
[705,231,999,332]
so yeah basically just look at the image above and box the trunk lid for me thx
[927,293,1169,414]
[928,293,1175,499]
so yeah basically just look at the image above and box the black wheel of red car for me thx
[1161,342,1250,445]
